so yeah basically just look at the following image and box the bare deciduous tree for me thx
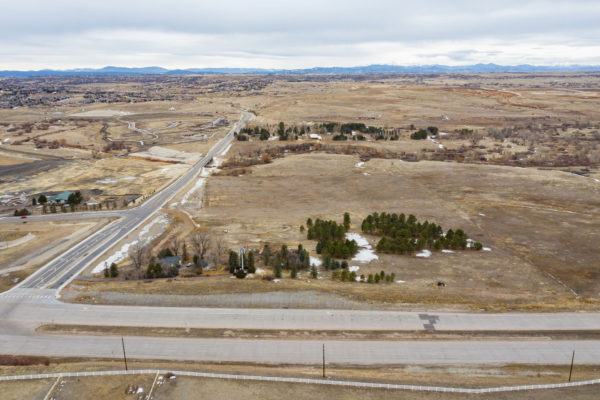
[129,241,148,279]
[213,235,225,267]
[190,230,211,261]
[170,236,181,257]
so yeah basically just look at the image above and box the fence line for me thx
[0,369,598,394]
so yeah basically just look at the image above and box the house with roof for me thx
[49,191,74,204]
[158,256,181,269]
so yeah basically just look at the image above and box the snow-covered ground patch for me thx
[96,176,137,184]
[483,247,492,251]
[220,143,232,156]
[346,232,378,263]
[396,280,405,283]
[479,213,486,216]
[416,249,432,258]
[441,249,455,254]
[349,265,360,272]
[91,214,170,274]
[309,256,322,267]
[355,161,364,168]
[427,136,444,149]
[181,175,206,206]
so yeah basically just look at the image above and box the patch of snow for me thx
[355,276,362,282]
[160,167,171,174]
[3,138,10,142]
[220,143,232,156]
[479,213,485,216]
[345,232,368,247]
[483,247,492,251]
[309,134,322,140]
[268,135,279,141]
[136,387,144,394]
[355,161,364,168]
[396,280,405,283]
[273,279,280,283]
[345,232,379,263]
[255,268,265,274]
[594,179,600,183]
[416,249,432,258]
[96,178,118,184]
[95,176,137,184]
[91,214,169,274]
[309,256,322,267]
[363,172,370,176]
[441,250,455,254]
[354,249,378,263]
[349,265,360,272]
[439,131,449,136]
[180,176,206,206]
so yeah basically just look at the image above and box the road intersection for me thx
[1,110,600,366]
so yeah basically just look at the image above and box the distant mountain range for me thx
[1,64,599,77]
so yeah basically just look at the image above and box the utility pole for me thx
[322,343,326,378]
[121,337,128,371]
[568,350,575,382]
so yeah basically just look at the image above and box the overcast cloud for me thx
[1,0,599,69]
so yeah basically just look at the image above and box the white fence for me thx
[1,369,599,394]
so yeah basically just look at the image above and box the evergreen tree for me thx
[274,253,282,278]
[262,244,271,265]
[343,212,351,231]
[109,263,119,277]
[228,251,239,273]
[247,251,255,273]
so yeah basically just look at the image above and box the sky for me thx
[1,0,599,70]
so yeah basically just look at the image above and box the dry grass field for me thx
[0,219,111,291]
[2,73,599,311]
[68,150,600,311]
[1,357,600,399]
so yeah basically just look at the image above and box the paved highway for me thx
[1,109,600,366]
[6,111,252,290]
[2,334,599,365]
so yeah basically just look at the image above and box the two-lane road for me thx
[8,111,252,291]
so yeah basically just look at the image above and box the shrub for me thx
[410,129,428,140]
[341,269,349,281]
[235,269,247,279]
[13,208,30,216]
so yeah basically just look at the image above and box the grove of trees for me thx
[361,212,480,254]
[306,216,358,259]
